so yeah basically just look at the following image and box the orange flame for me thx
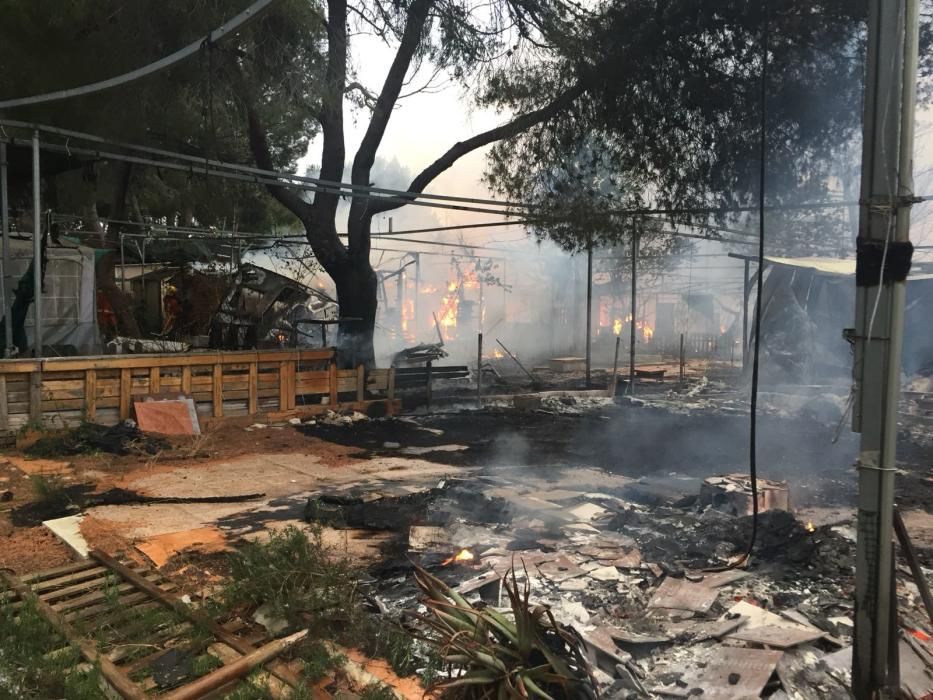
[442,548,475,565]
[613,319,623,336]
[806,521,816,533]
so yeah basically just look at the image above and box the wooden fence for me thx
[0,349,397,431]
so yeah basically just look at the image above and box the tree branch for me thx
[245,106,314,223]
[345,81,379,109]
[313,0,349,226]
[369,82,586,216]
[347,0,434,259]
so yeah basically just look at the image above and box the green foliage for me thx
[222,525,425,680]
[0,0,323,234]
[360,682,399,700]
[297,639,345,682]
[191,652,224,677]
[483,0,932,256]
[224,525,360,628]
[0,593,105,699]
[29,474,70,508]
[413,566,595,700]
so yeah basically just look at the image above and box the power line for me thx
[0,0,276,109]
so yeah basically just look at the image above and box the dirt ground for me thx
[2,383,931,570]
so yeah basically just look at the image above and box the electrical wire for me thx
[739,2,769,568]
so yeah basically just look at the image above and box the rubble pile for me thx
[302,466,931,698]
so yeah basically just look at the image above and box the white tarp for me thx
[4,237,100,354]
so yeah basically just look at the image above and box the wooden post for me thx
[278,361,289,410]
[287,359,296,410]
[328,360,338,406]
[356,365,365,403]
[119,368,131,420]
[248,362,258,415]
[148,366,160,394]
[181,366,191,394]
[85,369,97,421]
[29,371,42,425]
[162,630,309,700]
[609,335,621,398]
[212,363,223,418]
[426,360,433,409]
[387,367,396,401]
[0,375,7,431]
[477,332,483,408]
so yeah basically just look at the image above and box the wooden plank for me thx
[181,366,192,394]
[387,368,396,401]
[39,566,151,603]
[20,559,99,584]
[328,361,338,405]
[84,369,97,421]
[212,364,223,418]
[248,362,258,415]
[0,375,7,430]
[278,362,289,411]
[52,573,165,612]
[162,630,308,700]
[0,359,42,372]
[0,569,147,700]
[356,365,365,402]
[64,588,171,624]
[89,550,311,693]
[119,369,131,420]
[29,372,42,425]
[149,367,160,394]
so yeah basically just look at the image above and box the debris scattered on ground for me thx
[26,421,169,457]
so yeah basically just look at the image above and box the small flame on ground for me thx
[442,548,475,565]
[806,521,816,533]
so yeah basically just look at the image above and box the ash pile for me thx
[304,470,933,698]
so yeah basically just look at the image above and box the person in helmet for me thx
[161,284,181,337]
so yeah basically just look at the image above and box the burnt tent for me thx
[748,256,933,384]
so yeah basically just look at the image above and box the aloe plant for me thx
[412,565,596,700]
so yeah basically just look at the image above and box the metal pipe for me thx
[31,131,42,358]
[852,0,920,693]
[629,229,639,396]
[742,258,750,367]
[585,236,593,387]
[477,332,483,408]
[0,142,11,356]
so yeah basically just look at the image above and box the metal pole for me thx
[585,236,593,387]
[119,232,126,293]
[629,229,639,396]
[414,253,421,339]
[852,0,919,694]
[32,131,42,358]
[0,142,12,356]
[609,335,621,398]
[679,333,685,385]
[742,258,750,367]
[477,332,483,408]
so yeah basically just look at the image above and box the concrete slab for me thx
[43,514,89,558]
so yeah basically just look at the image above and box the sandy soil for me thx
[0,525,76,574]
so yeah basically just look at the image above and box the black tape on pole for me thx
[855,237,914,287]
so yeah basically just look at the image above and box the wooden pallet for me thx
[0,550,329,699]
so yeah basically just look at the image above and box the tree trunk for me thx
[331,257,378,369]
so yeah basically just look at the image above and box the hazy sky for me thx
[297,36,933,251]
